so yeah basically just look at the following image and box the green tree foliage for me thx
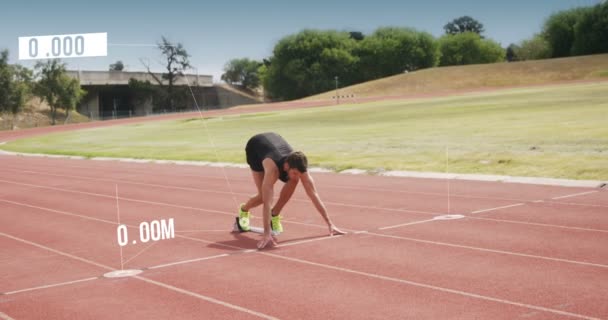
[221,58,262,90]
[34,59,85,125]
[542,7,591,57]
[444,16,485,36]
[514,34,552,61]
[439,32,505,66]
[128,78,158,109]
[506,44,519,62]
[349,31,365,41]
[572,2,608,55]
[263,30,358,100]
[0,50,32,120]
[355,27,440,81]
[109,60,125,71]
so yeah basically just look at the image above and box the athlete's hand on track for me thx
[329,224,347,236]
[257,233,278,249]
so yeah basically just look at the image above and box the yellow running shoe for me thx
[238,204,250,231]
[271,214,283,233]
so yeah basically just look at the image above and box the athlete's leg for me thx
[242,170,264,212]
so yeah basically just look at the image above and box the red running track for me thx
[1,103,607,319]
[0,153,607,320]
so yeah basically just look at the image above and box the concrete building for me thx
[67,70,261,120]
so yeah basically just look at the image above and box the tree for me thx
[349,31,365,41]
[264,30,359,100]
[506,44,519,62]
[128,78,159,111]
[109,60,125,71]
[439,32,505,66]
[141,36,191,111]
[444,16,485,36]
[542,7,591,57]
[514,35,551,61]
[0,50,32,128]
[0,50,13,112]
[572,2,608,55]
[221,58,262,90]
[355,27,440,81]
[34,59,85,125]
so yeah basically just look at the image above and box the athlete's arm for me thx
[258,158,279,249]
[300,172,346,236]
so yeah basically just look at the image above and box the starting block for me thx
[233,217,280,235]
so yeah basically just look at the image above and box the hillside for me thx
[304,54,608,100]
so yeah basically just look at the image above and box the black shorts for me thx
[246,144,264,172]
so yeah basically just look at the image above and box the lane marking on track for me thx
[471,203,525,214]
[148,254,230,270]
[368,232,608,269]
[0,232,278,319]
[262,252,602,320]
[3,195,608,271]
[378,218,436,230]
[0,312,15,320]
[133,276,279,320]
[0,166,578,208]
[552,190,598,200]
[2,196,606,320]
[0,177,441,218]
[4,277,100,295]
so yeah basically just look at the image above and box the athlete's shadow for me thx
[208,232,332,252]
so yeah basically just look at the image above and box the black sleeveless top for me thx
[245,132,293,182]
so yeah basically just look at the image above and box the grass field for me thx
[2,82,607,180]
[305,54,608,100]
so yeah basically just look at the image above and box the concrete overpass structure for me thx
[67,70,260,120]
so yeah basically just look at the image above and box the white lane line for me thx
[0,178,235,217]
[0,312,15,320]
[4,193,607,270]
[148,254,230,270]
[378,218,436,230]
[368,232,608,269]
[0,198,340,270]
[175,230,230,233]
[133,276,279,320]
[277,234,343,248]
[123,242,158,266]
[0,232,279,319]
[262,253,601,320]
[4,277,99,295]
[0,199,119,225]
[0,166,545,210]
[471,203,525,214]
[0,232,114,271]
[551,190,598,200]
[549,201,608,209]
[1,190,605,319]
[0,178,437,234]
[470,216,608,234]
